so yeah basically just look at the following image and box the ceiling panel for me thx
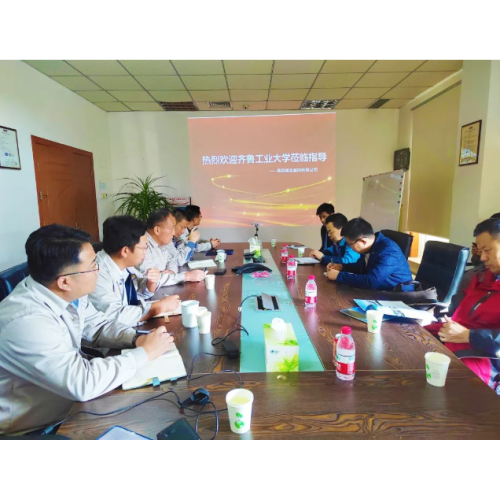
[230,89,269,101]
[355,72,409,87]
[399,71,456,86]
[273,60,324,74]
[266,101,303,110]
[124,102,164,111]
[135,76,185,90]
[322,60,375,73]
[383,86,430,99]
[172,60,224,75]
[66,60,128,75]
[190,90,230,101]
[334,99,375,109]
[227,74,271,89]
[24,60,80,76]
[271,74,317,89]
[108,91,153,102]
[344,87,391,99]
[149,90,192,102]
[75,91,117,102]
[119,60,177,75]
[306,88,349,100]
[417,60,463,72]
[224,60,273,74]
[95,102,130,112]
[231,101,268,110]
[89,76,142,90]
[380,99,411,109]
[182,75,227,90]
[51,76,101,91]
[269,89,309,101]
[369,60,425,72]
[314,73,361,88]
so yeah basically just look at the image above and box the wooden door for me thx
[32,136,99,241]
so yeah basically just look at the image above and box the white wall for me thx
[0,61,114,269]
[108,109,399,248]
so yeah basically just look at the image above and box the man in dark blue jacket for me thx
[316,202,335,252]
[326,217,413,291]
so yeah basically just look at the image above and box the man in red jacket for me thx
[432,218,500,394]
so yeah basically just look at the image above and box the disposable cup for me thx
[226,388,254,434]
[297,246,306,257]
[197,311,212,334]
[366,309,384,334]
[425,352,451,387]
[181,300,199,328]
[205,274,215,290]
[271,239,277,248]
[216,250,226,262]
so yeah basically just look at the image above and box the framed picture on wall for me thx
[0,126,21,170]
[459,120,482,166]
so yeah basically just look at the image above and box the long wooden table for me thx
[59,243,500,439]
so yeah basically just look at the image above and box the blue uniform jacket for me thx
[336,232,413,291]
[321,238,363,266]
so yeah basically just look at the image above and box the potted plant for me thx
[113,175,175,221]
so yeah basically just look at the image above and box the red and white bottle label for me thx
[287,269,296,279]
[305,294,317,304]
[336,351,355,375]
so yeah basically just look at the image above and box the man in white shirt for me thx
[139,208,205,286]
[182,205,221,252]
[0,224,174,435]
[165,209,201,266]
[89,216,180,327]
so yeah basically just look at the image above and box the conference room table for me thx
[59,243,500,439]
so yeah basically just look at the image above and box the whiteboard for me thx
[360,170,405,232]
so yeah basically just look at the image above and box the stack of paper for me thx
[294,257,319,265]
[187,259,217,269]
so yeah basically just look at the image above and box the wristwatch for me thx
[132,333,141,347]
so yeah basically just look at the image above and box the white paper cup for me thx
[297,246,306,257]
[425,352,451,387]
[216,250,227,262]
[226,388,254,434]
[197,311,212,334]
[271,239,277,248]
[205,274,215,290]
[366,309,384,334]
[181,300,199,328]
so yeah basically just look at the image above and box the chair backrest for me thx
[91,242,104,253]
[0,262,29,302]
[380,230,414,260]
[415,241,470,304]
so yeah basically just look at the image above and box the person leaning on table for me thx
[0,224,174,435]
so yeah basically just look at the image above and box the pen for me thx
[136,329,152,334]
[203,267,207,272]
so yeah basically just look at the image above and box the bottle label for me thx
[287,269,296,279]
[305,293,317,304]
[336,353,355,375]
[281,253,288,263]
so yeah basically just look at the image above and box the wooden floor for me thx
[58,243,500,440]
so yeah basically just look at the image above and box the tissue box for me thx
[263,323,299,372]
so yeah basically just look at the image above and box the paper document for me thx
[188,259,217,269]
[354,299,436,323]
[294,257,319,265]
[121,344,187,390]
[288,245,307,250]
[97,426,151,440]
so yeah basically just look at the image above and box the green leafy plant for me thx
[113,175,175,221]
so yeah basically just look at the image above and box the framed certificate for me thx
[0,126,21,170]
[459,120,481,166]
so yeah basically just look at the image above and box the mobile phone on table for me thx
[157,418,200,440]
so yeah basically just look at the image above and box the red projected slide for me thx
[188,113,335,228]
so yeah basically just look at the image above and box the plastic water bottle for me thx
[287,256,296,280]
[336,326,355,381]
[280,244,289,264]
[304,275,317,308]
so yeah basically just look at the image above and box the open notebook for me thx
[188,259,217,269]
[121,344,187,390]
[147,300,182,319]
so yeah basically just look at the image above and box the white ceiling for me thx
[23,60,463,112]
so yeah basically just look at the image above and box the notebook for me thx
[121,344,187,390]
[187,259,217,269]
[294,257,319,265]
[148,300,182,319]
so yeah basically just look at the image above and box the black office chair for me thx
[415,241,470,304]
[0,262,29,302]
[380,230,414,260]
[91,242,104,253]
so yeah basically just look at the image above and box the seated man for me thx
[0,225,173,435]
[427,218,500,394]
[139,208,205,286]
[310,213,362,266]
[89,215,180,326]
[326,217,413,291]
[164,209,201,267]
[182,204,221,252]
[316,202,335,253]
[471,212,500,266]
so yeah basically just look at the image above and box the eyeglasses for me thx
[59,262,100,277]
[134,245,148,252]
